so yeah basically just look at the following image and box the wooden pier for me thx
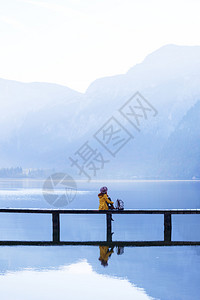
[0,208,199,246]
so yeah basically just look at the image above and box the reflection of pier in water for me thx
[0,241,199,246]
[0,208,200,246]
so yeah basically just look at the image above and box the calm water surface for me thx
[0,179,199,300]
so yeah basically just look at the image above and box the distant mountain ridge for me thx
[159,100,200,179]
[0,44,200,179]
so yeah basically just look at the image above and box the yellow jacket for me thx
[99,246,114,263]
[98,193,113,210]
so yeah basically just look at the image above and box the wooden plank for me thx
[52,212,60,243]
[0,208,199,214]
[106,213,112,242]
[164,213,172,242]
[0,209,199,245]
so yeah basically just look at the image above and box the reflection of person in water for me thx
[99,246,114,267]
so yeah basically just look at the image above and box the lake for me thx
[0,179,199,300]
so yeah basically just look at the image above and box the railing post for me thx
[164,213,172,242]
[52,212,60,243]
[106,212,112,242]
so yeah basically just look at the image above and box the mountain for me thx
[158,100,200,179]
[0,79,84,167]
[0,44,200,179]
[0,79,82,140]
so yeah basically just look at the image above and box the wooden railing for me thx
[0,208,199,245]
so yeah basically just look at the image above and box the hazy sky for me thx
[0,0,200,92]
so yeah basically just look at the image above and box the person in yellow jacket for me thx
[99,246,114,267]
[98,186,114,210]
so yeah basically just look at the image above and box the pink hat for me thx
[100,186,108,194]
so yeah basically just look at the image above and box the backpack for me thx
[115,199,124,210]
[117,246,124,255]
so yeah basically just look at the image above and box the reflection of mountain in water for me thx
[0,259,154,300]
[0,245,199,300]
